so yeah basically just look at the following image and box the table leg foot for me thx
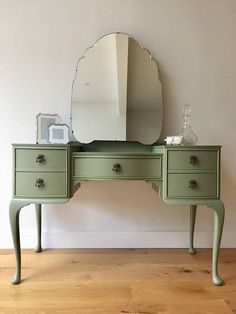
[11,274,21,285]
[35,246,42,253]
[188,247,196,255]
[212,274,224,286]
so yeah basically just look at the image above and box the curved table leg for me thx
[188,205,197,254]
[208,200,225,285]
[35,204,42,253]
[9,199,29,285]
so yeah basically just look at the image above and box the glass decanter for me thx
[180,103,198,145]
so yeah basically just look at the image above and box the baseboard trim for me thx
[1,231,235,248]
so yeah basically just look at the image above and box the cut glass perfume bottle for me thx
[180,103,198,145]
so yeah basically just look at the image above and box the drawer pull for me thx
[36,154,45,164]
[112,163,121,172]
[189,180,198,189]
[35,178,45,188]
[190,155,198,164]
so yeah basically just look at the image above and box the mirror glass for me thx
[71,33,162,144]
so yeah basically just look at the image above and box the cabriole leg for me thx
[35,204,42,253]
[188,205,197,254]
[9,200,29,285]
[208,200,225,285]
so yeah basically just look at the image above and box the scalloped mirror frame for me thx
[70,32,163,145]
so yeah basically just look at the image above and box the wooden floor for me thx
[0,249,236,314]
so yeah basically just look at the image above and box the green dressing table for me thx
[10,33,225,285]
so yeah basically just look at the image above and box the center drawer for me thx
[73,156,162,179]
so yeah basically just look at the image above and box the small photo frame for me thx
[36,113,61,144]
[164,136,183,145]
[48,124,70,144]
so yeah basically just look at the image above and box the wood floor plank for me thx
[0,249,235,313]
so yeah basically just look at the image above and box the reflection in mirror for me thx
[71,33,162,144]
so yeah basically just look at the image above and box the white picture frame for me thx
[36,113,61,144]
[48,124,70,144]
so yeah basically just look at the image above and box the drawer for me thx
[167,174,218,198]
[167,150,218,171]
[15,148,67,171]
[15,172,67,197]
[73,156,162,179]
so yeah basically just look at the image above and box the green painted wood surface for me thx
[73,155,162,179]
[15,172,67,198]
[167,173,217,198]
[167,150,218,171]
[15,148,67,172]
[9,143,225,285]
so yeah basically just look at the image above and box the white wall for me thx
[1,0,236,248]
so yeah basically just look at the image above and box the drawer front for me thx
[15,149,67,171]
[15,172,67,197]
[167,174,217,198]
[73,157,162,179]
[168,150,218,171]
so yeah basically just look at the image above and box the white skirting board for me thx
[1,231,235,248]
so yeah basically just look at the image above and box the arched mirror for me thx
[71,33,163,145]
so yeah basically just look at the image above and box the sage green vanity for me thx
[10,143,224,285]
[10,33,225,285]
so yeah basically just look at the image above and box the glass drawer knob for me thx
[36,154,45,163]
[112,163,121,172]
[35,178,44,188]
[190,155,198,164]
[189,180,198,189]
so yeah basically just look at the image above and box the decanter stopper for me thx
[180,103,198,145]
